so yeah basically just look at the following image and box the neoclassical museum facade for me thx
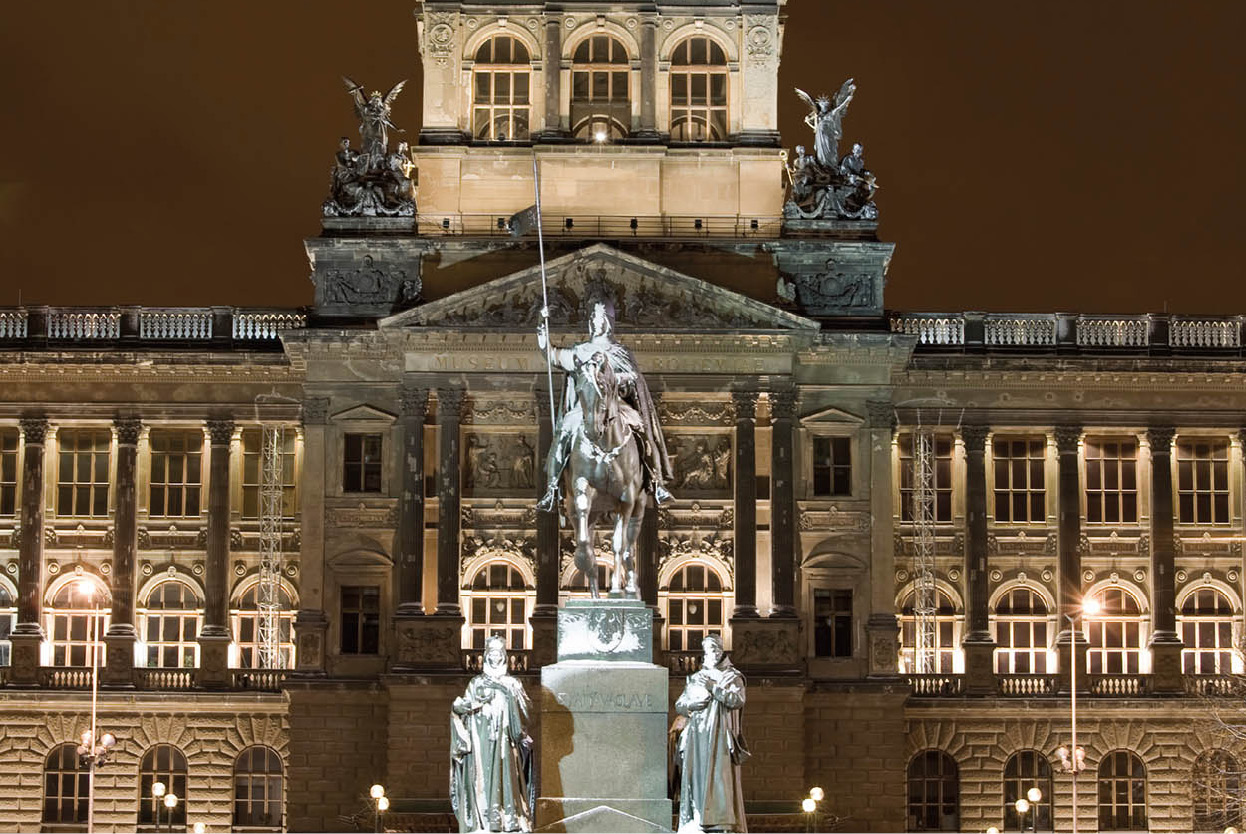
[0,1,1244,832]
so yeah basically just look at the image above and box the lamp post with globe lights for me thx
[163,793,179,833]
[370,783,388,832]
[1014,787,1043,832]
[151,781,166,830]
[802,786,824,832]
[76,579,114,834]
[1058,596,1100,834]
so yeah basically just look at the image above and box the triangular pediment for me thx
[331,404,396,423]
[801,406,864,426]
[380,243,817,332]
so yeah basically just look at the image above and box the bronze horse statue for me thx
[561,351,649,598]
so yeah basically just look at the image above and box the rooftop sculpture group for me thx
[322,77,417,218]
[785,78,879,221]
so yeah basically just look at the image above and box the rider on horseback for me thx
[536,300,674,512]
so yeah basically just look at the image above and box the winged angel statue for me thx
[785,78,878,221]
[323,77,416,218]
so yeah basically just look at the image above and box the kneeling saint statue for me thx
[451,636,534,833]
[674,635,750,833]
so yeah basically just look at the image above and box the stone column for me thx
[1054,426,1087,693]
[103,417,140,687]
[960,424,995,694]
[197,418,234,688]
[396,386,428,615]
[865,401,900,678]
[293,398,329,675]
[539,17,564,138]
[730,387,759,618]
[1146,427,1183,693]
[10,416,48,684]
[769,387,797,617]
[530,385,559,666]
[636,18,659,140]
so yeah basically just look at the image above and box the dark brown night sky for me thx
[1,1,1243,313]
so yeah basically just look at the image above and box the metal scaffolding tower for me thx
[257,424,285,669]
[910,427,938,674]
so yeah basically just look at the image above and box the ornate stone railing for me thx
[0,306,305,347]
[230,668,289,691]
[233,311,307,340]
[997,674,1060,696]
[984,314,1058,346]
[418,213,782,239]
[135,668,196,690]
[905,673,965,696]
[1170,317,1242,349]
[461,650,530,674]
[1076,315,1150,347]
[1087,673,1150,696]
[38,667,94,689]
[890,314,966,346]
[665,651,702,674]
[1184,674,1241,697]
[0,310,28,339]
[48,310,121,340]
[139,309,213,340]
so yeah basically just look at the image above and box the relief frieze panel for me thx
[463,432,537,496]
[665,434,732,496]
[327,500,399,528]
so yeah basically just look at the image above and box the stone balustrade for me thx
[461,649,530,674]
[996,673,1060,696]
[906,673,965,696]
[0,306,305,347]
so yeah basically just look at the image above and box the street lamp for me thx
[192,823,206,834]
[163,793,179,834]
[802,787,824,833]
[1059,596,1099,834]
[151,781,166,829]
[370,784,387,833]
[76,579,113,834]
[1015,787,1043,832]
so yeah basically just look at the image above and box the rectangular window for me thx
[812,437,852,497]
[1177,438,1230,525]
[56,429,111,517]
[340,586,380,654]
[992,437,1046,523]
[0,428,16,516]
[343,433,383,493]
[1084,438,1138,523]
[148,430,202,518]
[813,589,853,658]
[242,429,298,519]
[899,434,953,522]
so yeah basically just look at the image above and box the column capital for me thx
[437,387,466,418]
[400,386,429,418]
[113,417,142,446]
[768,387,797,420]
[1146,426,1176,454]
[19,416,48,445]
[206,418,235,446]
[1053,425,1082,455]
[865,400,895,430]
[960,424,990,452]
[302,397,331,425]
[731,386,759,420]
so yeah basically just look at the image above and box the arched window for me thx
[668,36,728,141]
[43,743,88,826]
[1194,750,1243,832]
[993,588,1051,674]
[0,583,15,666]
[662,562,729,652]
[231,584,295,669]
[140,580,202,668]
[463,562,532,650]
[472,36,531,141]
[233,746,283,829]
[1180,587,1241,674]
[907,750,959,831]
[47,578,110,667]
[571,35,630,140]
[899,590,959,674]
[1003,750,1053,831]
[1085,587,1146,674]
[139,744,188,827]
[1097,751,1146,831]
[564,561,613,601]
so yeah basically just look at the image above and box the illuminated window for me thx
[340,586,380,654]
[899,434,953,522]
[664,563,727,652]
[812,436,851,497]
[242,428,297,519]
[899,590,958,674]
[1180,588,1240,674]
[0,428,16,516]
[138,744,188,827]
[343,433,382,493]
[1003,751,1053,831]
[232,584,295,669]
[141,581,201,668]
[47,579,109,667]
[565,562,613,601]
[472,36,531,140]
[571,35,630,139]
[907,750,959,832]
[233,747,283,829]
[464,562,531,650]
[1097,751,1147,831]
[43,743,88,826]
[993,588,1050,674]
[992,437,1046,523]
[1177,438,1230,524]
[149,430,202,518]
[814,588,853,658]
[1084,437,1138,523]
[1193,750,1242,832]
[1085,587,1145,675]
[669,36,728,141]
[57,428,111,517]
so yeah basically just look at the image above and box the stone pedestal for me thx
[196,634,231,689]
[8,629,42,685]
[536,599,671,833]
[102,631,136,688]
[1149,636,1184,694]
[962,638,995,695]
